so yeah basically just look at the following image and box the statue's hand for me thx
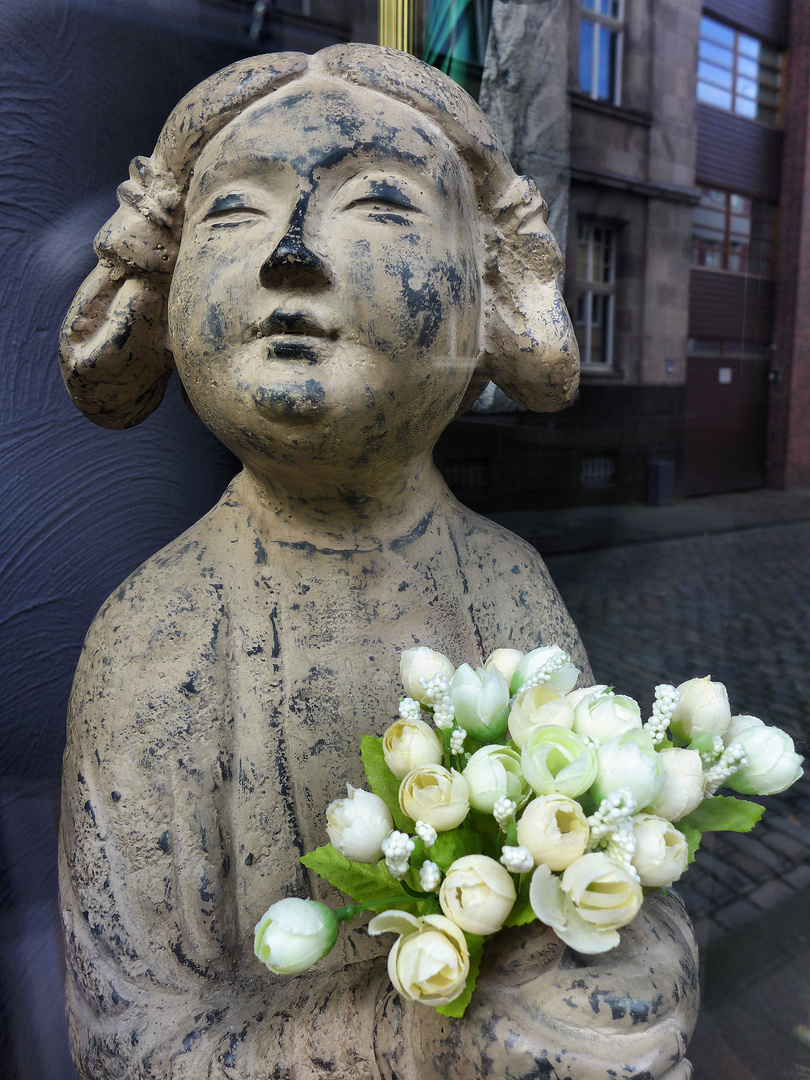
[375,893,698,1080]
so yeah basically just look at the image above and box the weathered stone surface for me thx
[57,43,696,1078]
[480,0,571,244]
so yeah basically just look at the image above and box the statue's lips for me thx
[245,310,338,344]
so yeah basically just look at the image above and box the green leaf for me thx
[503,895,537,928]
[361,735,411,831]
[430,827,483,872]
[435,933,485,1018]
[674,821,702,865]
[680,795,764,834]
[301,844,406,906]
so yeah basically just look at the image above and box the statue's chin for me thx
[251,379,327,420]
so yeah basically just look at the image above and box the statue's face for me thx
[168,77,482,475]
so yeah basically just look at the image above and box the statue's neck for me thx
[234,457,452,549]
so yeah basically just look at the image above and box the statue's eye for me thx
[346,182,420,224]
[202,194,262,226]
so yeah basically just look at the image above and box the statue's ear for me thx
[479,177,579,413]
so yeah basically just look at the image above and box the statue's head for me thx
[60,44,578,474]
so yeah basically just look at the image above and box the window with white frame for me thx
[574,223,616,367]
[579,0,624,105]
[697,15,783,127]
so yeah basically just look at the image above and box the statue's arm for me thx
[58,574,406,1079]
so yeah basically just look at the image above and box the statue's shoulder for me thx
[449,501,554,579]
[444,501,589,672]
[79,497,239,667]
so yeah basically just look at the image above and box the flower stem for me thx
[333,893,428,923]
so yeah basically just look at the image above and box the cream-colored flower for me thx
[520,726,597,798]
[510,645,579,695]
[383,717,444,779]
[254,898,339,974]
[631,813,689,887]
[529,853,642,954]
[590,730,667,809]
[508,684,574,748]
[572,689,642,744]
[483,647,524,685]
[723,715,804,795]
[400,647,455,704]
[670,676,731,742]
[368,910,469,1005]
[462,744,529,813]
[517,795,589,871]
[399,764,470,831]
[439,855,516,935]
[651,747,706,820]
[326,785,394,863]
[566,684,609,708]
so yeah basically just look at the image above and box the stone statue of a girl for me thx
[58,44,697,1080]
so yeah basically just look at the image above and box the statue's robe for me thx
[60,473,696,1079]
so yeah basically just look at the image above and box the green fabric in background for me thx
[422,0,493,98]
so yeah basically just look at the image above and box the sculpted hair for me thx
[59,44,578,429]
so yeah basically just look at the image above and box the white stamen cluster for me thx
[519,651,570,693]
[449,727,466,754]
[606,829,639,880]
[419,673,455,730]
[704,741,748,795]
[414,820,437,849]
[398,697,422,721]
[644,684,679,745]
[587,788,637,845]
[493,796,517,829]
[419,860,441,892]
[381,830,415,881]
[699,734,725,767]
[500,845,534,874]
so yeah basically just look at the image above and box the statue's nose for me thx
[259,192,331,287]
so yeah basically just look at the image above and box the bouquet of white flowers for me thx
[254,645,803,1016]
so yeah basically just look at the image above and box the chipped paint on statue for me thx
[58,44,697,1079]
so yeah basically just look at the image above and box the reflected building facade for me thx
[437,0,808,509]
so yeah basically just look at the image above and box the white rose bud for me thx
[651,748,706,820]
[511,646,580,695]
[399,764,470,831]
[529,854,643,954]
[383,717,444,780]
[326,786,394,863]
[368,910,469,1005]
[439,855,516,935]
[590,730,667,809]
[253,898,339,974]
[449,664,511,742]
[572,689,642,744]
[483,648,524,685]
[462,745,529,813]
[566,684,609,708]
[561,852,643,931]
[670,676,731,743]
[400,647,455,704]
[631,813,689,887]
[508,684,574,748]
[517,795,590,871]
[521,725,597,798]
[723,716,804,795]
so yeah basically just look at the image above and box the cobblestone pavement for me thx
[544,520,810,1079]
[545,521,810,949]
